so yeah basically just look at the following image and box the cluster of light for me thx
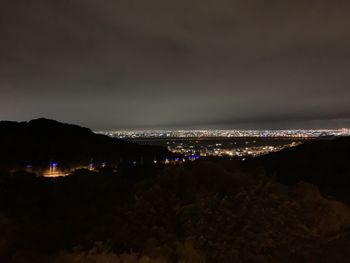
[97,128,350,139]
[37,157,196,177]
[42,162,68,177]
[166,142,301,157]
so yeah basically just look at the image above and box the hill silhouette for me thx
[1,121,350,262]
[249,136,350,203]
[0,118,171,170]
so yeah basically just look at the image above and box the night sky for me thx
[1,0,350,129]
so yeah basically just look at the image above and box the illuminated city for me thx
[98,129,350,158]
[3,0,350,260]
[98,128,350,139]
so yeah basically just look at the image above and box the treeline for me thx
[1,160,350,263]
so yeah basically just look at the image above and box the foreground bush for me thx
[1,161,350,262]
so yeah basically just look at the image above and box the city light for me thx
[97,128,350,139]
[97,129,350,158]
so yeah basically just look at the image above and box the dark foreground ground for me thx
[1,159,350,263]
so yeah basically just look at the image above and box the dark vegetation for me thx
[249,136,350,204]
[2,161,350,263]
[1,120,350,262]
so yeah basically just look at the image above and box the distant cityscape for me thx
[98,129,350,158]
[98,128,350,139]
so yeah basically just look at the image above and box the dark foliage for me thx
[248,136,350,203]
[1,160,350,262]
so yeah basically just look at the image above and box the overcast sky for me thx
[1,0,350,129]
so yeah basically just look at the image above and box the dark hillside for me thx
[0,118,171,170]
[1,161,350,263]
[249,136,350,203]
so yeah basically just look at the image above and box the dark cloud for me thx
[1,0,350,129]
